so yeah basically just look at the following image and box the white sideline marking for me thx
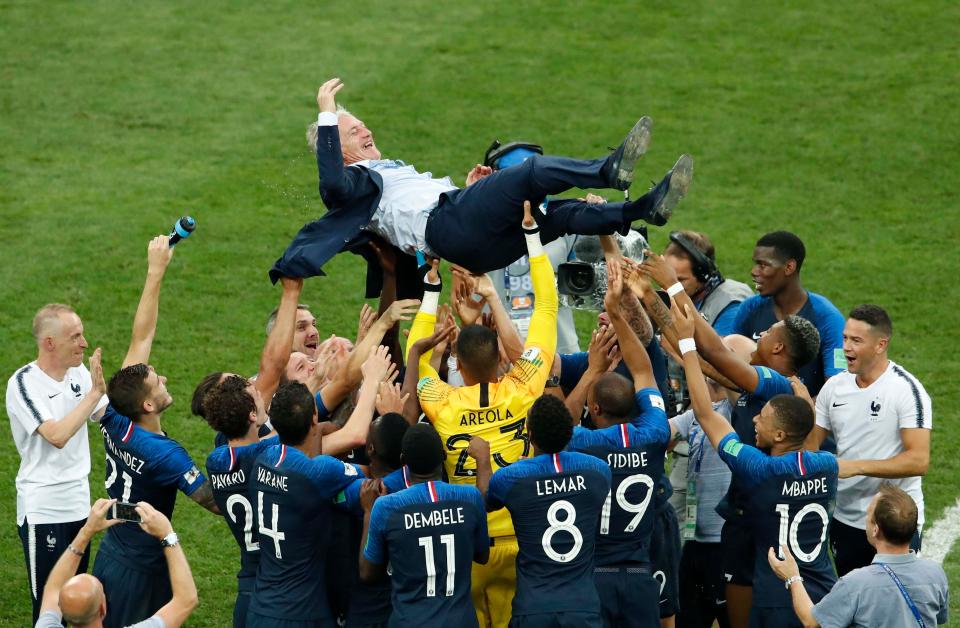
[921,497,960,564]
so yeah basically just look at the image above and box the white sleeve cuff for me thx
[421,291,439,315]
[317,111,338,126]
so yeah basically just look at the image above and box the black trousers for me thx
[830,518,922,576]
[677,541,730,628]
[426,153,656,273]
[18,517,90,624]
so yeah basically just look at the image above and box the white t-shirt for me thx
[815,361,932,528]
[6,362,108,525]
[357,159,457,257]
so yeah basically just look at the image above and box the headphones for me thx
[668,231,724,293]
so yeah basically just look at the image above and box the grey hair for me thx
[266,304,313,336]
[306,105,354,153]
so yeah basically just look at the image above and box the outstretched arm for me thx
[673,300,736,450]
[39,499,121,617]
[641,251,760,392]
[466,437,493,503]
[604,259,656,392]
[123,235,174,368]
[323,346,393,455]
[255,277,303,403]
[563,326,619,421]
[837,428,930,479]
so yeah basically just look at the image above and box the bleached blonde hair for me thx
[306,105,353,153]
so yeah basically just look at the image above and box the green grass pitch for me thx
[1,1,958,625]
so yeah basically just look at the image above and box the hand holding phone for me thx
[111,501,143,523]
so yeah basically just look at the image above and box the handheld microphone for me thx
[168,216,196,247]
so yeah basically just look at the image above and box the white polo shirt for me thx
[815,360,932,529]
[6,362,108,525]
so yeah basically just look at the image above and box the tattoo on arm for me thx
[189,482,220,515]
[622,293,654,347]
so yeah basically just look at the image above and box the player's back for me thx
[717,434,839,614]
[487,451,611,619]
[97,405,205,570]
[247,443,362,625]
[206,437,278,582]
[365,480,488,628]
[569,422,668,566]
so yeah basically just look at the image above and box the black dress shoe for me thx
[643,154,694,226]
[604,116,652,191]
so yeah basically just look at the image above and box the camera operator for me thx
[35,498,198,628]
[661,231,753,334]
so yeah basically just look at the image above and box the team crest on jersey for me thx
[46,533,56,550]
[870,398,882,419]
[182,466,201,485]
[343,462,358,476]
[70,382,81,397]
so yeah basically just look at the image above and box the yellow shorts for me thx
[471,536,518,628]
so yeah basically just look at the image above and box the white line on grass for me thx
[921,497,960,564]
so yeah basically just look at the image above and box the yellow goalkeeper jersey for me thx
[409,253,558,538]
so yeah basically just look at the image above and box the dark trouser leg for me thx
[19,518,90,624]
[830,518,876,576]
[678,541,730,628]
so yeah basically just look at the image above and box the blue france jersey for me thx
[722,366,794,517]
[717,433,838,608]
[337,465,412,517]
[733,292,845,396]
[98,405,206,571]
[568,388,670,566]
[249,444,364,622]
[205,436,279,586]
[488,451,611,617]
[364,481,488,628]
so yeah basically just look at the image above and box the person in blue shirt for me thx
[673,300,838,628]
[246,382,375,628]
[641,254,822,628]
[359,423,489,628]
[566,258,672,628]
[92,235,219,628]
[203,374,279,628]
[334,411,411,627]
[469,394,613,627]
[732,231,845,397]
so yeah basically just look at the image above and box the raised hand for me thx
[381,299,421,327]
[466,164,493,186]
[360,479,386,512]
[621,257,650,297]
[317,78,344,113]
[522,200,536,229]
[147,234,174,274]
[670,299,697,339]
[640,249,680,289]
[89,348,106,395]
[361,345,393,384]
[603,258,624,314]
[136,501,175,540]
[375,381,409,416]
[356,304,378,344]
[587,326,619,373]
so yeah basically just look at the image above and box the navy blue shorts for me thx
[92,551,170,628]
[650,503,681,617]
[18,517,89,623]
[509,612,603,628]
[720,517,754,586]
[246,610,331,628]
[594,566,660,628]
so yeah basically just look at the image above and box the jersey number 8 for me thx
[541,500,583,563]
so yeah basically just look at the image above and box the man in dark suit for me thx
[271,78,693,293]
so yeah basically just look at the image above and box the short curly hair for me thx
[527,395,573,454]
[781,315,820,371]
[203,376,255,440]
[270,382,316,446]
[191,371,224,419]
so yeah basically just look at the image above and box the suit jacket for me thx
[270,124,421,298]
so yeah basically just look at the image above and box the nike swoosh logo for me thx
[832,402,847,407]
[751,332,762,340]
[48,393,61,398]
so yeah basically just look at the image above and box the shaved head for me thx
[722,334,756,363]
[59,573,105,625]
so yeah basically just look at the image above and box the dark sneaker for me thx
[645,154,694,226]
[605,116,652,191]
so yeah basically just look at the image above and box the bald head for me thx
[59,574,105,625]
[722,334,756,363]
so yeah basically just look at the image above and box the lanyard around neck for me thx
[877,562,925,628]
